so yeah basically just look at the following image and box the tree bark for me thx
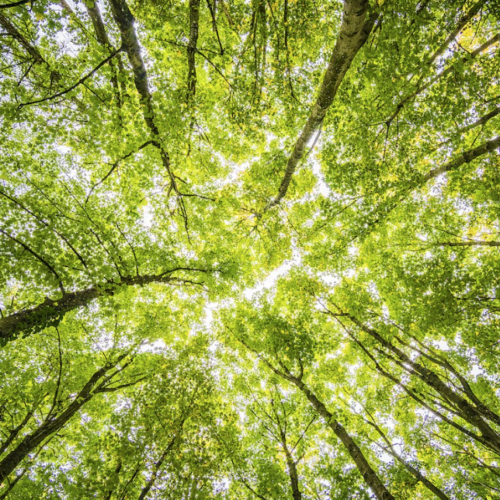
[187,0,201,101]
[240,339,394,500]
[282,441,302,500]
[108,0,156,133]
[347,328,497,453]
[137,386,198,499]
[291,377,394,500]
[424,136,500,181]
[137,434,179,500]
[265,0,378,210]
[85,0,123,103]
[0,269,207,344]
[108,0,188,226]
[366,418,450,500]
[437,240,500,247]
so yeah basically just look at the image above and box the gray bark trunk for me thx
[265,0,377,210]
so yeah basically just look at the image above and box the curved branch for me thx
[0,0,33,9]
[0,352,130,482]
[387,33,500,126]
[427,0,486,67]
[437,240,500,247]
[424,136,500,181]
[0,12,50,66]
[0,188,90,273]
[460,106,500,133]
[85,140,155,201]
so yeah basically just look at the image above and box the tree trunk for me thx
[282,443,302,500]
[366,418,450,500]
[290,377,394,500]
[265,0,378,209]
[241,339,394,500]
[0,354,128,482]
[346,313,500,453]
[186,0,201,101]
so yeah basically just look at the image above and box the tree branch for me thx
[85,140,155,201]
[20,46,123,107]
[187,0,201,102]
[0,228,65,295]
[424,136,500,181]
[0,0,33,9]
[0,267,213,344]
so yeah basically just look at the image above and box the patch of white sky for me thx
[50,0,85,56]
[139,338,167,353]
[142,202,154,228]
[246,241,303,300]
[168,142,340,324]
[309,147,331,199]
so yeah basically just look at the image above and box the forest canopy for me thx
[0,0,499,498]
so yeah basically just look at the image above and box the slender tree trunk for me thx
[396,332,500,428]
[344,313,500,453]
[265,0,378,209]
[104,460,122,500]
[85,0,123,105]
[291,377,394,500]
[0,354,128,482]
[348,329,498,453]
[366,418,450,500]
[282,442,302,500]
[0,435,54,499]
[240,339,394,500]
[187,0,201,102]
[0,12,53,68]
[0,403,38,454]
[137,436,179,500]
[437,240,500,247]
[108,0,188,226]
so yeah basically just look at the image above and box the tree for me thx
[0,0,499,498]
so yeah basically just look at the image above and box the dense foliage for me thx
[0,0,499,497]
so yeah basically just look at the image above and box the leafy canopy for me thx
[0,0,499,498]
